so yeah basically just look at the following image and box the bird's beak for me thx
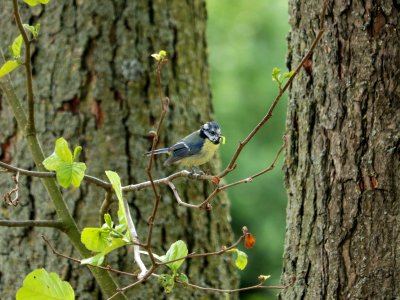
[220,136,226,144]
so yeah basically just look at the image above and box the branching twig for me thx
[166,181,199,209]
[176,280,286,293]
[145,60,170,266]
[42,235,136,277]
[3,171,20,206]
[217,0,329,180]
[0,161,111,189]
[156,232,246,267]
[198,137,287,208]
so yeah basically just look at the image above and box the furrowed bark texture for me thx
[280,1,400,299]
[0,1,237,299]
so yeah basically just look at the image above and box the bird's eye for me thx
[210,130,215,135]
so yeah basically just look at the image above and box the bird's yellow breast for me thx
[180,139,220,167]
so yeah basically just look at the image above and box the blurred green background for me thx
[207,1,289,299]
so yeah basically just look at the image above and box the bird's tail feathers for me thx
[146,148,170,156]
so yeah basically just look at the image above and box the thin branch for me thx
[3,171,20,206]
[0,161,111,189]
[99,190,113,226]
[217,0,329,179]
[12,0,36,135]
[177,281,286,293]
[145,60,170,266]
[107,266,157,300]
[42,235,136,277]
[0,220,64,229]
[156,233,246,267]
[199,137,287,208]
[166,181,199,209]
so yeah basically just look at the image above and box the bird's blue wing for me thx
[165,134,203,165]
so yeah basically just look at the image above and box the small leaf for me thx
[151,50,167,62]
[23,0,50,7]
[272,68,282,86]
[244,233,256,249]
[81,253,105,266]
[55,161,86,188]
[234,249,248,270]
[55,138,73,163]
[163,240,188,273]
[104,213,113,228]
[258,274,271,282]
[283,70,295,79]
[81,228,111,252]
[23,23,40,38]
[43,138,86,188]
[73,146,82,161]
[177,273,189,284]
[16,268,74,300]
[106,171,130,241]
[220,135,226,145]
[159,274,174,293]
[10,35,23,58]
[0,60,21,78]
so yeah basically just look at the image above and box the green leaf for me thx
[81,228,111,252]
[272,67,282,84]
[0,60,21,78]
[283,70,295,79]
[10,35,23,58]
[81,253,105,266]
[163,240,188,273]
[151,50,167,61]
[55,162,86,188]
[105,171,131,241]
[43,138,86,188]
[23,0,50,7]
[159,274,174,293]
[258,274,271,282]
[234,249,248,270]
[177,273,189,284]
[55,138,73,163]
[16,268,74,300]
[73,146,82,161]
[23,24,40,38]
[80,238,128,266]
[104,213,113,228]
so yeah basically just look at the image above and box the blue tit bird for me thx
[146,121,225,172]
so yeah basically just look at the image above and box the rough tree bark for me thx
[281,0,399,299]
[0,1,237,299]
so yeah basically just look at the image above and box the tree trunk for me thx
[0,1,237,299]
[281,1,400,299]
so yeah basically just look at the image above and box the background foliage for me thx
[207,1,289,299]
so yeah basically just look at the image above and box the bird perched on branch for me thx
[146,121,225,173]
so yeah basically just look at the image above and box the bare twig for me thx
[0,220,64,229]
[42,235,137,277]
[176,280,286,293]
[156,233,246,267]
[0,161,111,189]
[145,60,170,266]
[217,0,329,179]
[199,137,287,208]
[3,171,20,206]
[166,181,199,209]
[99,190,113,226]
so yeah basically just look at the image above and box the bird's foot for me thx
[189,166,205,176]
